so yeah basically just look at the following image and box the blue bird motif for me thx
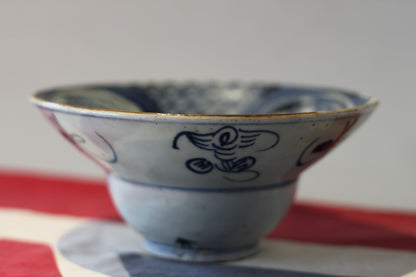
[172,126,279,182]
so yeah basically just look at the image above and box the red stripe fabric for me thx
[1,170,416,251]
[0,240,62,277]
[270,203,416,251]
[0,169,119,219]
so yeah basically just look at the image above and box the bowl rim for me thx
[30,82,379,119]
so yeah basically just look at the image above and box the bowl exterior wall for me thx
[34,92,376,261]
[109,175,297,249]
[36,107,375,190]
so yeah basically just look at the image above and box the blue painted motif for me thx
[46,113,118,164]
[297,118,358,167]
[70,131,118,164]
[173,126,279,182]
[94,131,118,163]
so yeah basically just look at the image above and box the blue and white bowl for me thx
[31,82,378,262]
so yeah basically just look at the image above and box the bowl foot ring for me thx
[143,239,259,262]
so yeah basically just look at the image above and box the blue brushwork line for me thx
[120,177,296,193]
[240,139,256,143]
[239,142,255,148]
[240,134,261,138]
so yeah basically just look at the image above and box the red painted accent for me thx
[39,109,111,174]
[0,240,62,277]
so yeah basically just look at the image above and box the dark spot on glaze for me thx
[175,237,195,248]
[312,140,333,153]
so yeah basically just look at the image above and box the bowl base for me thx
[143,239,259,262]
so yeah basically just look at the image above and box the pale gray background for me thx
[1,1,414,210]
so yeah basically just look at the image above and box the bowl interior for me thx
[35,83,372,115]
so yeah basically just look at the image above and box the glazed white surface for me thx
[0,0,414,210]
[109,175,296,260]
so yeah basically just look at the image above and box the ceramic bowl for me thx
[31,82,377,262]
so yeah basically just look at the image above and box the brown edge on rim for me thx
[29,82,379,119]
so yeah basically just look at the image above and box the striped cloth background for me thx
[1,170,415,277]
